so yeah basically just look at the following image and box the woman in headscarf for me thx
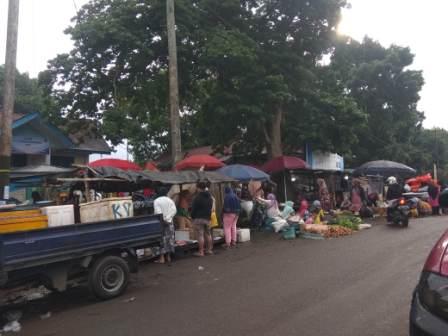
[428,180,441,216]
[257,193,288,232]
[281,201,295,219]
[316,178,331,211]
[257,193,281,218]
[351,179,366,214]
[222,187,241,248]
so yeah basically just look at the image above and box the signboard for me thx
[12,135,49,155]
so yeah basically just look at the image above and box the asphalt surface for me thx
[7,217,448,336]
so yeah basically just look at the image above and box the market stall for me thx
[262,156,310,202]
[56,166,237,258]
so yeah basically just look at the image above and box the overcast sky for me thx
[1,0,447,158]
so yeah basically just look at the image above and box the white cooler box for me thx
[41,205,75,227]
[80,197,133,223]
[237,228,251,243]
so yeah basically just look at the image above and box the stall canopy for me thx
[89,158,142,171]
[262,156,309,174]
[217,164,269,182]
[90,167,235,185]
[175,155,225,171]
[353,160,416,178]
[11,165,75,179]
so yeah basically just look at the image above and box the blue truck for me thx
[0,214,162,300]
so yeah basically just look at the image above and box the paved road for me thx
[11,217,448,336]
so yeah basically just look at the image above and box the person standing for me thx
[154,186,177,265]
[351,179,366,214]
[191,182,214,257]
[222,187,241,249]
[428,180,441,216]
[316,178,332,211]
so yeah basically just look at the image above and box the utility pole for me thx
[166,0,182,166]
[0,0,20,200]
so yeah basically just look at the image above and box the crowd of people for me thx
[151,174,447,264]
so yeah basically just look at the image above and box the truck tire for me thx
[88,255,130,300]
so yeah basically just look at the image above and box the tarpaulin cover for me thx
[175,155,225,171]
[89,159,142,171]
[91,167,235,185]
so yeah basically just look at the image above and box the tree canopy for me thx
[20,0,446,178]
[41,0,368,162]
[329,37,425,166]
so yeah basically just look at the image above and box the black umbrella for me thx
[353,160,416,177]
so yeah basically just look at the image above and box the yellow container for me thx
[0,215,48,233]
[0,209,42,219]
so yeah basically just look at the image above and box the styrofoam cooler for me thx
[237,228,250,243]
[41,205,75,227]
[80,197,133,223]
[175,230,191,241]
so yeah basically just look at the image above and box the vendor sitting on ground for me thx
[281,201,296,220]
[307,200,325,224]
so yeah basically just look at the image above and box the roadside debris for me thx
[2,321,21,333]
[198,266,204,271]
[40,312,52,320]
[2,310,22,333]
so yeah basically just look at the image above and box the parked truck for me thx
[0,214,162,300]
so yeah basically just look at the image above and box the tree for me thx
[329,37,425,165]
[0,65,56,117]
[409,128,448,181]
[195,0,365,158]
[45,0,367,162]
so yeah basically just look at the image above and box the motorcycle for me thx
[387,197,410,227]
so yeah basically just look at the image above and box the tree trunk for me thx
[269,106,283,158]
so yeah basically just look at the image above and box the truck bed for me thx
[0,215,162,272]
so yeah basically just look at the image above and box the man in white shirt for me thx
[154,186,177,264]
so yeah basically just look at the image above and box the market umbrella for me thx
[175,155,225,171]
[89,158,142,171]
[353,160,416,177]
[143,162,159,171]
[262,156,309,201]
[261,156,309,174]
[217,164,270,182]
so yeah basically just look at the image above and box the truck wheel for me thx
[88,255,130,300]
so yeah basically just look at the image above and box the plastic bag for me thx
[210,211,219,228]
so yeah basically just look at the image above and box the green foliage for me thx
[40,0,429,168]
[409,128,448,181]
[329,37,425,165]
[0,66,57,118]
[43,0,366,161]
[330,214,361,230]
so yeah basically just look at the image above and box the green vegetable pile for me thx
[329,215,362,230]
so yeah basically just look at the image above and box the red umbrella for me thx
[89,158,142,171]
[262,156,309,174]
[143,162,159,171]
[175,154,225,171]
